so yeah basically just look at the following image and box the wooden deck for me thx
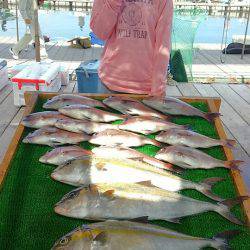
[1,37,250,83]
[0,37,250,191]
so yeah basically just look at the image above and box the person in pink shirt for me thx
[90,0,173,96]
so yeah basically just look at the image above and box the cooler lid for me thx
[77,60,99,74]
[0,59,7,70]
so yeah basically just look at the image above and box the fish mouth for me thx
[54,204,68,216]
[22,138,30,143]
[39,155,47,163]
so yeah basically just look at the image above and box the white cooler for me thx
[0,59,8,90]
[9,62,69,86]
[12,62,62,106]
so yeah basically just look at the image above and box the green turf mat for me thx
[0,97,249,250]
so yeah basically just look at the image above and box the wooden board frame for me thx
[0,91,249,225]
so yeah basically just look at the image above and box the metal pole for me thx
[15,0,19,41]
[34,0,40,62]
[241,4,250,60]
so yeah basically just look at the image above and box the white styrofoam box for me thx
[12,62,62,106]
[10,62,69,86]
[0,59,8,90]
[9,61,33,78]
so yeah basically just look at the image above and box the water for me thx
[0,10,249,44]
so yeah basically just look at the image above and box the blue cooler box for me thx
[76,60,102,93]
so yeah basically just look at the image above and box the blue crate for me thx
[76,60,112,93]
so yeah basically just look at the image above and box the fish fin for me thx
[204,112,221,122]
[212,230,241,250]
[224,160,244,171]
[167,218,181,224]
[199,177,225,201]
[103,190,115,198]
[93,231,107,245]
[129,157,145,162]
[136,180,155,188]
[215,196,249,225]
[171,166,185,174]
[89,184,99,194]
[221,139,237,149]
[129,216,149,223]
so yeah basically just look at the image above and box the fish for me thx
[89,129,161,147]
[119,116,190,135]
[155,129,236,148]
[58,104,125,122]
[55,118,119,134]
[51,156,224,201]
[92,146,175,172]
[39,146,91,165]
[21,111,68,129]
[52,220,240,250]
[22,126,90,147]
[143,96,220,122]
[54,182,246,225]
[103,96,169,119]
[43,94,105,110]
[155,145,243,170]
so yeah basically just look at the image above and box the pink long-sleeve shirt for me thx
[90,0,173,95]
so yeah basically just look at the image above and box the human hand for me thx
[25,19,32,25]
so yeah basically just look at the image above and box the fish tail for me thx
[221,139,237,149]
[215,196,249,225]
[199,177,225,201]
[212,230,241,250]
[204,112,221,122]
[224,160,244,171]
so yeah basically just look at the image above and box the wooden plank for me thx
[176,83,201,97]
[193,83,220,98]
[0,108,25,163]
[207,99,250,224]
[63,81,76,93]
[166,84,182,97]
[0,84,12,104]
[229,84,250,104]
[223,125,250,191]
[0,93,20,136]
[0,93,38,187]
[194,84,250,156]
[212,84,250,124]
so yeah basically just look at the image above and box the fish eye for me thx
[60,237,69,246]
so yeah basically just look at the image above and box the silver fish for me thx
[103,96,169,119]
[119,116,189,135]
[55,183,246,225]
[22,126,90,147]
[89,129,161,147]
[55,118,118,134]
[155,129,236,148]
[51,156,223,201]
[155,145,243,170]
[43,94,105,110]
[52,220,239,250]
[39,146,91,165]
[21,111,68,129]
[143,96,220,122]
[92,146,175,172]
[59,104,125,122]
